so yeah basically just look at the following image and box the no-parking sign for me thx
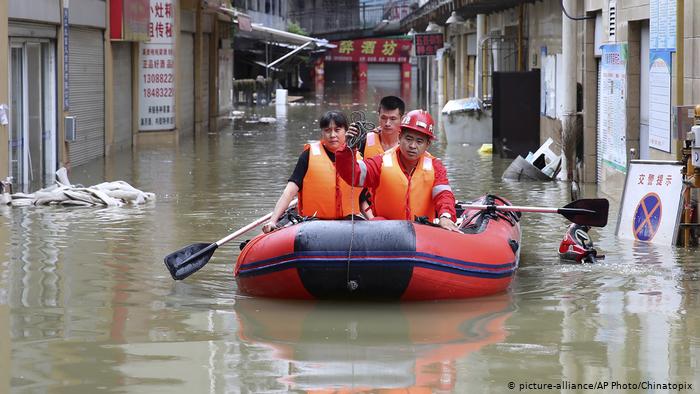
[616,160,685,244]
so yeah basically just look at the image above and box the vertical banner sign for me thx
[649,51,672,152]
[616,160,684,245]
[139,0,175,131]
[63,1,70,111]
[650,0,677,51]
[600,44,628,173]
[649,0,675,153]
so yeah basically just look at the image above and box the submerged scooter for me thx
[558,224,604,263]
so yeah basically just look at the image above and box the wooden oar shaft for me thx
[216,198,298,246]
[460,204,559,214]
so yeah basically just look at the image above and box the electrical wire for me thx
[560,0,595,21]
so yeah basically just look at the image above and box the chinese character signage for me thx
[413,33,443,57]
[110,0,149,41]
[599,44,628,172]
[139,0,175,131]
[63,4,69,111]
[650,0,676,51]
[326,38,412,63]
[649,50,672,152]
[616,160,684,245]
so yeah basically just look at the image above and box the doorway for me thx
[9,39,57,192]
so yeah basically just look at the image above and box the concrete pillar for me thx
[357,61,368,85]
[194,6,203,134]
[426,56,431,109]
[354,61,368,103]
[560,0,577,180]
[401,61,411,102]
[104,1,114,155]
[0,0,8,179]
[314,57,324,98]
[475,14,485,101]
[460,34,469,97]
[437,51,445,110]
[59,0,69,167]
[209,21,218,132]
[454,34,462,99]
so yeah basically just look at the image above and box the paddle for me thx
[164,199,298,280]
[459,198,609,227]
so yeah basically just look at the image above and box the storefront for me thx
[7,3,60,192]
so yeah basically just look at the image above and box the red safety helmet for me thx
[400,109,435,140]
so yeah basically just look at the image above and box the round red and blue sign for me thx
[633,192,662,241]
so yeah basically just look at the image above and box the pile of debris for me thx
[1,168,155,207]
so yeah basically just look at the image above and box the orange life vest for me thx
[373,149,436,220]
[363,132,385,158]
[298,142,360,219]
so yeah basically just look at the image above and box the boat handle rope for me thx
[347,111,376,149]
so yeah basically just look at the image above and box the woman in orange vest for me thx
[336,109,461,233]
[262,111,362,233]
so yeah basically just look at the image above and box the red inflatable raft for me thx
[234,195,521,300]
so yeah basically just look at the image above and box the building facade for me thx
[402,0,700,193]
[0,0,237,193]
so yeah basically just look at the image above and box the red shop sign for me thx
[326,38,412,63]
[413,33,443,57]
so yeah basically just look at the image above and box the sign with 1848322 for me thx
[139,0,175,131]
[413,33,443,57]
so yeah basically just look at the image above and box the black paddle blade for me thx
[164,242,218,280]
[560,198,610,227]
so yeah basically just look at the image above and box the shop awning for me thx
[210,4,334,72]
[210,4,333,49]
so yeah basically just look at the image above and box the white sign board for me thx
[616,160,684,245]
[139,0,176,131]
[599,44,628,173]
[649,51,672,152]
[650,0,677,51]
[541,54,556,118]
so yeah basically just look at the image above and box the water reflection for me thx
[1,84,700,391]
[233,294,514,392]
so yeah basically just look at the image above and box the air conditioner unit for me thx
[64,116,76,142]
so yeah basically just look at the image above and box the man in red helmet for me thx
[336,109,461,232]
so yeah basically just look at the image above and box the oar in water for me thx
[459,198,609,228]
[164,199,298,280]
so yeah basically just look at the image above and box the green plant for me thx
[287,21,308,36]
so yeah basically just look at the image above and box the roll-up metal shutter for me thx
[201,34,210,132]
[69,27,104,167]
[367,63,401,94]
[112,42,131,150]
[179,32,194,137]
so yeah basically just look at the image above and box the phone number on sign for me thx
[143,73,174,84]
[143,87,174,98]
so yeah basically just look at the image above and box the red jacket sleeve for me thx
[431,158,457,219]
[335,146,383,189]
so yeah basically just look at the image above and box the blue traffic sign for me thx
[633,193,662,241]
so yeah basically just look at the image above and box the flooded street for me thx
[1,87,699,393]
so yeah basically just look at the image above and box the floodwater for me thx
[1,85,699,393]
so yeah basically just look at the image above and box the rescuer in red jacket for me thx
[337,109,460,233]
